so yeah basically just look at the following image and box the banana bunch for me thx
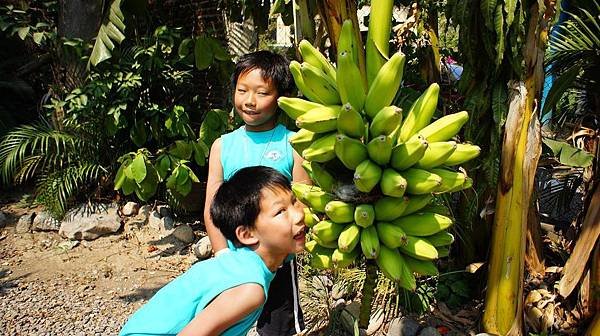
[282,19,480,290]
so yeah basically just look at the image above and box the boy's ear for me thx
[235,226,259,246]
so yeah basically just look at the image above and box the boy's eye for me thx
[237,88,247,93]
[275,208,286,216]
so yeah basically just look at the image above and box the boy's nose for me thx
[244,93,256,107]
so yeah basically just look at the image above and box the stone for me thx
[418,327,440,336]
[172,224,195,244]
[16,213,35,233]
[387,317,420,336]
[0,211,7,228]
[162,216,174,231]
[138,205,152,219]
[192,236,213,260]
[121,202,139,216]
[156,205,171,218]
[59,205,121,240]
[32,212,61,231]
[148,211,162,230]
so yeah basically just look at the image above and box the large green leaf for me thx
[130,154,147,183]
[541,65,581,117]
[481,0,497,31]
[504,0,517,27]
[542,138,594,167]
[195,37,213,70]
[89,0,127,67]
[494,4,505,68]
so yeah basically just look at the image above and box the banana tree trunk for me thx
[482,2,547,334]
[358,259,378,329]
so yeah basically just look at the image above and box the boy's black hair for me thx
[210,166,291,244]
[231,50,294,96]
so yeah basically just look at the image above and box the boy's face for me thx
[234,68,279,132]
[252,187,306,256]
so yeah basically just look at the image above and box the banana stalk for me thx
[358,259,378,329]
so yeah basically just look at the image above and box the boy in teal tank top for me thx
[204,51,310,335]
[120,166,306,336]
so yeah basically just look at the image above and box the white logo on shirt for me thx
[264,150,282,161]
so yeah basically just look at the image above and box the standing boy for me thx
[120,166,306,336]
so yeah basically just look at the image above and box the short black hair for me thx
[210,166,291,244]
[231,50,294,96]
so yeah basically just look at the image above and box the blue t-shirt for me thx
[120,247,275,336]
[221,124,295,181]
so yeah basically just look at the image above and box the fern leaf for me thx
[481,0,497,31]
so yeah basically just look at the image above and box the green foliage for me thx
[0,1,57,47]
[435,272,472,309]
[542,138,594,168]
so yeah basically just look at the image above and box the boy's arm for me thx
[292,149,312,185]
[178,283,265,336]
[204,138,229,253]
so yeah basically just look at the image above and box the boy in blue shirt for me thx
[120,166,306,336]
[204,51,310,335]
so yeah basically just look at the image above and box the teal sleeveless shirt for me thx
[221,124,295,181]
[119,247,275,336]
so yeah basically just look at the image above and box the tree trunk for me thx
[58,0,103,41]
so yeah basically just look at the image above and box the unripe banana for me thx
[367,135,393,165]
[300,62,341,105]
[404,256,439,276]
[310,246,335,269]
[380,168,407,198]
[337,19,360,67]
[376,245,416,290]
[278,97,323,120]
[289,129,326,154]
[413,111,469,143]
[369,106,403,137]
[337,50,366,112]
[302,132,337,162]
[311,232,340,249]
[298,40,337,82]
[403,168,442,194]
[420,203,452,217]
[443,143,481,166]
[392,212,453,236]
[335,133,368,170]
[398,83,440,143]
[353,159,382,193]
[289,60,321,103]
[305,239,318,253]
[376,221,408,249]
[402,194,435,216]
[337,223,361,252]
[325,200,355,224]
[398,235,439,260]
[332,247,359,268]
[303,189,335,213]
[425,231,455,247]
[436,245,450,258]
[337,103,365,139]
[448,176,473,192]
[295,105,341,133]
[374,196,410,221]
[312,219,346,243]
[415,141,457,169]
[390,135,429,170]
[304,208,320,228]
[364,53,406,119]
[291,183,314,203]
[429,168,466,193]
[302,161,336,193]
[354,204,375,228]
[365,0,394,85]
[360,225,380,259]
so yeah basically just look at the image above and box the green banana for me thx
[392,212,453,236]
[390,135,429,170]
[311,232,340,249]
[302,132,337,162]
[291,183,314,203]
[335,134,368,170]
[376,245,416,290]
[303,161,336,193]
[337,103,365,139]
[425,231,455,247]
[367,135,393,165]
[310,246,335,269]
[413,111,469,143]
[398,83,440,143]
[337,224,361,253]
[436,245,450,258]
[360,225,380,259]
[374,196,410,221]
[298,40,337,82]
[448,176,473,192]
[300,62,341,105]
[354,204,375,228]
[295,105,341,133]
[312,219,346,243]
[278,97,323,120]
[403,168,442,195]
[365,0,394,85]
[337,50,366,112]
[376,221,408,248]
[402,194,435,216]
[429,168,466,193]
[404,255,439,276]
[303,188,335,213]
[337,19,360,67]
[289,129,325,154]
[420,203,452,217]
[289,60,321,103]
[443,143,481,166]
[380,168,407,198]
[415,141,457,169]
[304,207,320,228]
[364,52,406,119]
[332,247,359,268]
[353,159,382,193]
[398,235,439,260]
[325,200,355,224]
[369,106,403,137]
[305,239,318,253]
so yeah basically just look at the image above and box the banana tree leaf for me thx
[541,65,581,116]
[542,138,593,167]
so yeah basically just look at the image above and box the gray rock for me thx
[418,327,440,336]
[387,317,420,336]
[192,236,213,260]
[0,211,7,228]
[32,212,61,231]
[162,216,174,231]
[16,213,35,233]
[59,206,121,240]
[148,211,162,230]
[172,224,195,244]
[138,205,152,219]
[156,205,171,218]
[121,202,139,216]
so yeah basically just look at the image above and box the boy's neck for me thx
[244,120,277,132]
[254,248,288,272]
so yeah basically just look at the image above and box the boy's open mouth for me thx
[293,229,305,241]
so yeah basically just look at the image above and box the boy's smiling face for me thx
[234,68,280,132]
